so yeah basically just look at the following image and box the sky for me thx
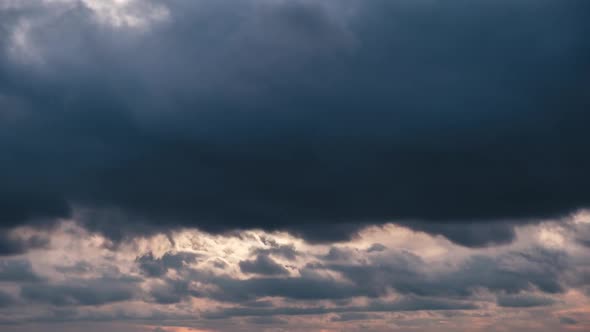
[0,0,589,331]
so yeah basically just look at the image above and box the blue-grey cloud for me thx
[0,259,43,282]
[203,296,477,319]
[0,0,589,248]
[20,276,141,306]
[239,254,290,276]
[560,316,579,325]
[136,251,200,278]
[496,294,556,308]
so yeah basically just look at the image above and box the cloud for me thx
[559,316,579,325]
[495,294,556,308]
[247,316,288,325]
[55,261,93,275]
[330,312,381,322]
[0,259,43,282]
[0,232,49,255]
[0,290,16,307]
[136,245,570,308]
[20,276,141,306]
[366,243,387,253]
[201,274,365,302]
[148,278,192,304]
[0,219,586,330]
[239,254,290,276]
[136,251,199,278]
[327,247,568,298]
[254,243,299,261]
[0,0,589,250]
[204,296,477,319]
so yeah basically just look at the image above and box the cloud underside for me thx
[1,0,590,249]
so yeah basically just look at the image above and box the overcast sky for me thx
[1,1,589,331]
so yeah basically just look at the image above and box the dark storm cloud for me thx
[1,0,590,247]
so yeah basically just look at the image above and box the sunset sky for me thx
[1,1,589,331]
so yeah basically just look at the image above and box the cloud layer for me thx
[0,218,589,331]
[1,0,589,247]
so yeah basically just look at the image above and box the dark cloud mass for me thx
[1,0,590,247]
